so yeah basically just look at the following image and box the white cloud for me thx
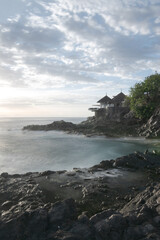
[0,0,159,116]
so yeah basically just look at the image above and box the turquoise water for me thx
[0,117,157,174]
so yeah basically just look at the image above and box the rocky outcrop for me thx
[0,152,160,239]
[92,183,160,240]
[23,118,140,137]
[91,151,160,170]
[23,107,160,139]
[23,120,77,131]
[139,107,160,138]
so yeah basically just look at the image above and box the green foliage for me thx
[128,72,160,121]
[123,96,130,107]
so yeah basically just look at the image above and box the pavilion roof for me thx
[112,92,126,103]
[97,95,112,104]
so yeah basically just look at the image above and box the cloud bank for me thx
[0,0,159,116]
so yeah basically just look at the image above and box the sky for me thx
[0,0,160,117]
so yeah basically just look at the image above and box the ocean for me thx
[0,117,157,174]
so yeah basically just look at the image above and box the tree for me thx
[128,72,160,121]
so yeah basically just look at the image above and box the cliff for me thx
[139,107,160,138]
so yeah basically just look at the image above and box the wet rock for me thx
[90,209,114,224]
[70,222,93,240]
[94,219,110,239]
[0,153,160,239]
[78,213,89,224]
[1,201,13,211]
[91,152,160,171]
[49,230,82,240]
[153,216,160,224]
[108,213,126,230]
[48,198,76,225]
[113,152,160,169]
[91,160,114,170]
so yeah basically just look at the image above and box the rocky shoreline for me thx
[23,106,160,138]
[23,119,141,137]
[0,152,160,240]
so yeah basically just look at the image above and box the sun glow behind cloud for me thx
[0,0,159,116]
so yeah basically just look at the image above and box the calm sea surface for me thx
[0,117,158,174]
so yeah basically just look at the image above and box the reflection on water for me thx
[0,117,159,174]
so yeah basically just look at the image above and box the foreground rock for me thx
[92,151,160,170]
[0,152,160,239]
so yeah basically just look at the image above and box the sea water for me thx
[0,117,158,174]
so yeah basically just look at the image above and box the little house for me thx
[89,92,129,121]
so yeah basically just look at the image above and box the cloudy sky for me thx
[0,0,159,117]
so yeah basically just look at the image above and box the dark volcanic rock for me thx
[23,120,77,131]
[113,152,160,169]
[0,152,160,239]
[23,118,140,137]
[48,198,76,226]
[91,183,160,240]
[92,151,160,170]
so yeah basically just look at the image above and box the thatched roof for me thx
[97,92,126,105]
[97,95,112,104]
[112,92,126,103]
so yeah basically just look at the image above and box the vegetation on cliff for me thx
[128,72,160,121]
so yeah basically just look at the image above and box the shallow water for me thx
[0,117,159,174]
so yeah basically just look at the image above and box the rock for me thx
[90,209,114,224]
[92,151,160,170]
[1,201,13,211]
[1,172,9,178]
[78,214,89,224]
[49,230,82,240]
[22,117,140,137]
[139,107,160,138]
[0,153,160,239]
[39,171,55,176]
[113,152,160,169]
[108,213,126,230]
[23,120,77,132]
[48,198,76,225]
[124,226,145,240]
[91,160,114,170]
[142,224,154,235]
[153,216,160,224]
[22,104,160,139]
[94,219,110,239]
[70,222,93,240]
